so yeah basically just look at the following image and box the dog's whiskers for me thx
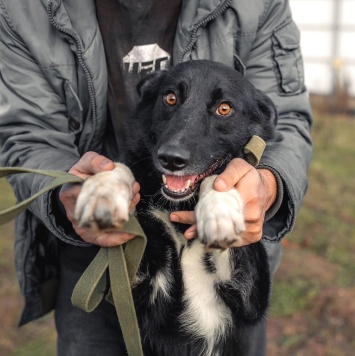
[130,156,152,168]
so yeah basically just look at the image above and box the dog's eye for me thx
[165,92,177,106]
[216,102,232,116]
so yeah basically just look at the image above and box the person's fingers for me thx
[129,182,141,211]
[170,211,196,225]
[71,220,136,246]
[213,158,253,192]
[59,183,82,216]
[184,225,198,239]
[132,182,140,196]
[70,151,115,179]
[129,193,141,212]
[93,232,136,247]
[170,211,197,240]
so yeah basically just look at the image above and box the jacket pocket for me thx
[272,21,304,94]
[64,80,83,133]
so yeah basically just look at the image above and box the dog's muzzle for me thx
[161,159,224,201]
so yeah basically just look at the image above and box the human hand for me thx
[213,158,277,245]
[170,158,277,246]
[59,151,140,247]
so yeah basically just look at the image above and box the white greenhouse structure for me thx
[290,0,355,96]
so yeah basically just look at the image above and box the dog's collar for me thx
[244,135,266,167]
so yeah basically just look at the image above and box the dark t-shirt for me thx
[95,0,181,159]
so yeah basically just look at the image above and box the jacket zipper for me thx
[178,0,232,63]
[47,0,97,151]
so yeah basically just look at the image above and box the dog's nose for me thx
[158,146,190,171]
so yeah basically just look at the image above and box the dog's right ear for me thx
[137,70,167,100]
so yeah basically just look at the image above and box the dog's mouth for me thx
[161,159,223,201]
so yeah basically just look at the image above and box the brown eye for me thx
[216,102,232,116]
[165,92,177,106]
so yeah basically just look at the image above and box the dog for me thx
[75,60,277,355]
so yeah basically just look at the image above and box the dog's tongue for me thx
[165,174,197,191]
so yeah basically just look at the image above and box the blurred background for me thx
[267,0,355,354]
[1,0,355,355]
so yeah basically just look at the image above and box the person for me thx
[0,0,313,355]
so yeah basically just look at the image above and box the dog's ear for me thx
[253,88,278,127]
[137,70,167,100]
[247,89,278,139]
[255,91,278,127]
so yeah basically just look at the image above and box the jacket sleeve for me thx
[246,0,313,241]
[0,8,88,246]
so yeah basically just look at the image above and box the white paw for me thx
[74,164,134,233]
[196,177,245,249]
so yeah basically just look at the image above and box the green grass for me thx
[271,279,320,317]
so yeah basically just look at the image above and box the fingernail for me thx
[170,214,179,223]
[99,160,111,169]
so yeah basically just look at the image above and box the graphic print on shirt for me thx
[123,44,171,76]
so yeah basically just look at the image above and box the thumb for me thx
[213,158,252,192]
[170,211,196,225]
[71,152,115,177]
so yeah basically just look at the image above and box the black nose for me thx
[158,145,190,171]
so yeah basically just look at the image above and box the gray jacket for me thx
[0,0,312,325]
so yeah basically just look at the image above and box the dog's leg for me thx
[195,175,245,249]
[74,163,135,233]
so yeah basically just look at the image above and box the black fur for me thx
[120,60,277,355]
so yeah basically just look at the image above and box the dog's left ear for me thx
[137,70,167,100]
[254,90,278,127]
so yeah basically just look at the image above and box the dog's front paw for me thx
[196,176,245,249]
[74,163,134,233]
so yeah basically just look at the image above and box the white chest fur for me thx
[180,242,233,349]
[150,208,234,355]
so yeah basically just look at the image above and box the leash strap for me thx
[71,216,147,356]
[0,168,83,226]
[0,167,146,356]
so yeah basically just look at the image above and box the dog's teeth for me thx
[181,179,191,192]
[164,178,192,194]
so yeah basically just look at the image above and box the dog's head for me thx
[135,60,277,202]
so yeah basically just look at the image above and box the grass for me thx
[271,279,320,317]
[268,113,355,354]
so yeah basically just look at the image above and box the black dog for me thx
[75,60,277,355]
